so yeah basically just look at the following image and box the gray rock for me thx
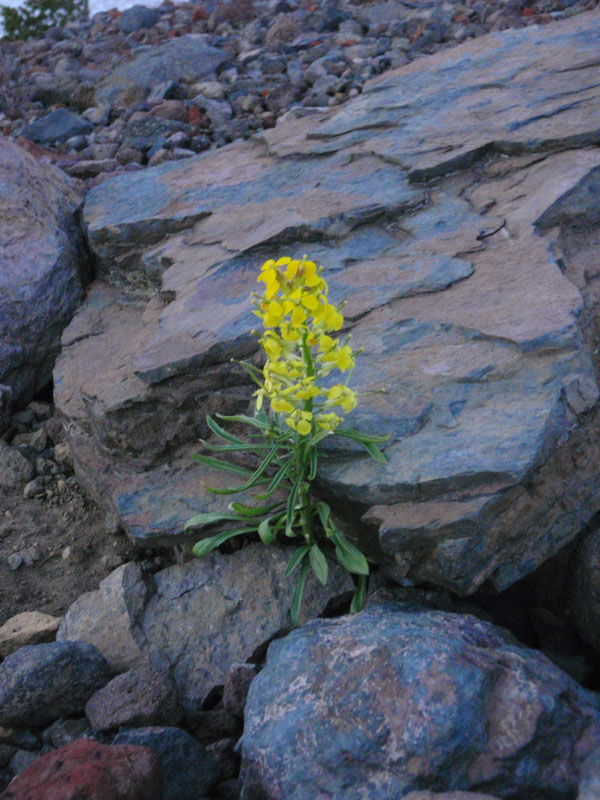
[95,36,228,106]
[0,138,87,406]
[0,641,112,729]
[119,4,161,33]
[8,749,39,775]
[0,441,34,489]
[85,660,183,731]
[112,727,219,800]
[57,563,153,673]
[142,544,353,716]
[21,109,92,145]
[241,601,600,800]
[567,527,600,658]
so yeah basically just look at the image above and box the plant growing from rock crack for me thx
[185,256,388,624]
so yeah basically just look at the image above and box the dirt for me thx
[0,478,139,627]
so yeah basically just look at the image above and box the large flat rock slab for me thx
[55,9,600,595]
[0,137,88,406]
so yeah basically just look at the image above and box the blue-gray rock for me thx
[55,11,600,599]
[0,137,87,406]
[94,36,228,106]
[119,4,161,32]
[21,109,92,145]
[241,601,600,800]
[112,727,219,799]
[0,641,112,729]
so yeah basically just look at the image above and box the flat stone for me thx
[94,36,228,107]
[0,612,62,658]
[240,601,600,799]
[1,138,87,405]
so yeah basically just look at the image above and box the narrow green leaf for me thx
[305,429,333,449]
[290,561,310,626]
[184,512,244,531]
[308,446,318,481]
[206,415,245,444]
[191,453,253,476]
[286,473,303,536]
[284,544,311,577]
[258,517,277,545]
[216,412,269,430]
[350,574,367,613]
[253,459,293,500]
[234,359,263,387]
[200,439,270,454]
[192,527,256,557]
[231,501,284,517]
[316,501,331,533]
[309,543,328,586]
[333,533,369,575]
[360,440,387,464]
[335,427,391,444]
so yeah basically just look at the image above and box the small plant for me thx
[185,256,388,623]
[1,0,88,40]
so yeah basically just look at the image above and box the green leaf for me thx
[258,517,277,545]
[333,533,369,575]
[350,574,367,613]
[290,560,310,626]
[192,527,256,557]
[231,501,284,517]
[305,429,333,449]
[316,501,331,533]
[204,443,282,495]
[216,412,270,430]
[309,543,328,586]
[191,453,253,477]
[335,427,391,444]
[184,511,244,531]
[284,544,311,577]
[308,446,318,481]
[253,459,293,500]
[360,440,387,464]
[285,474,303,536]
[206,415,245,444]
[199,439,270,454]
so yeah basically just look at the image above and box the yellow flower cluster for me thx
[254,256,357,436]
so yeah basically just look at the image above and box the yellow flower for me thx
[253,254,357,432]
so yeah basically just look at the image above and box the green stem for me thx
[300,481,313,544]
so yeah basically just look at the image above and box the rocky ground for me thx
[0,0,597,183]
[2,0,600,798]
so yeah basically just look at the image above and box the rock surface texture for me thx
[58,546,352,714]
[1,138,88,405]
[54,8,600,597]
[240,600,600,800]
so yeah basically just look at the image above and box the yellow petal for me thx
[296,420,311,436]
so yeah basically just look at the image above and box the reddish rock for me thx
[0,738,162,800]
